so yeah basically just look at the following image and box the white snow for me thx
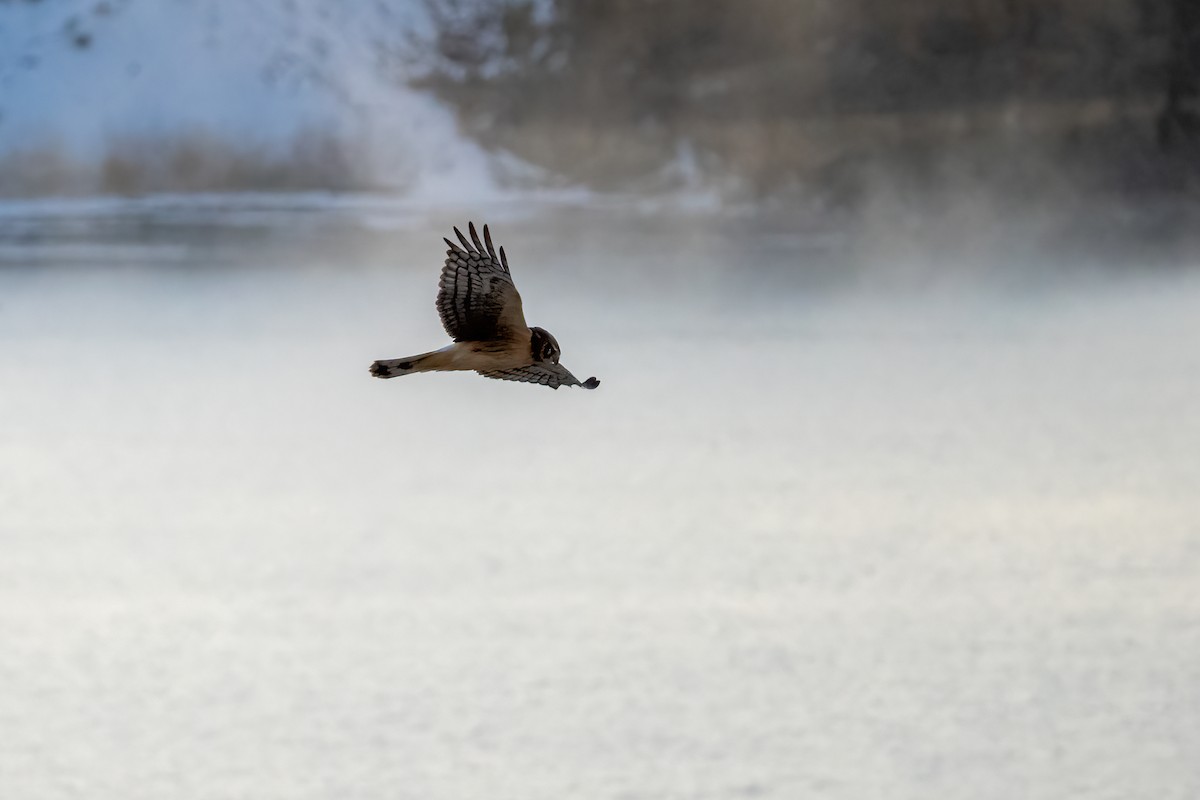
[0,0,508,200]
[2,235,1199,798]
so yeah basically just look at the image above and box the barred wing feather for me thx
[437,222,527,342]
[477,364,600,390]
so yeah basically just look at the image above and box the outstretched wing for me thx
[477,364,600,390]
[437,222,528,342]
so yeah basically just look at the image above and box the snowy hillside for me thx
[0,0,507,199]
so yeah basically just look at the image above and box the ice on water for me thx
[1,203,1198,800]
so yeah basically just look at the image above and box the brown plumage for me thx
[369,222,599,390]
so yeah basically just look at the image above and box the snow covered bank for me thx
[0,0,508,200]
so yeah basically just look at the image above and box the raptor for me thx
[369,222,599,390]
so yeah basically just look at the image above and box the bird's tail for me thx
[369,349,449,379]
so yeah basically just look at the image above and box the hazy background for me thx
[2,2,1199,799]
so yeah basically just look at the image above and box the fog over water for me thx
[1,199,1197,799]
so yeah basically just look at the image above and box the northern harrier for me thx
[369,222,600,390]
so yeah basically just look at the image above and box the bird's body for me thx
[370,223,599,390]
[371,339,526,376]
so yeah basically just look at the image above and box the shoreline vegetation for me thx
[415,0,1198,201]
[1,0,1196,209]
[0,129,384,198]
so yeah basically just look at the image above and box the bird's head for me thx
[530,327,561,365]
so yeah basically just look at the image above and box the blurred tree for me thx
[418,0,1177,193]
[1158,0,1200,150]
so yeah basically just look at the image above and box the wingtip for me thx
[453,225,473,252]
[482,223,498,261]
[582,377,600,390]
[468,221,486,253]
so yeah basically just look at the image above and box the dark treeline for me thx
[420,0,1199,198]
[1160,0,1200,149]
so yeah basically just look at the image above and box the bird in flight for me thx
[370,222,599,390]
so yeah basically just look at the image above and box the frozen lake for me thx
[1,198,1198,799]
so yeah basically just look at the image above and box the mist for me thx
[2,3,1200,799]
